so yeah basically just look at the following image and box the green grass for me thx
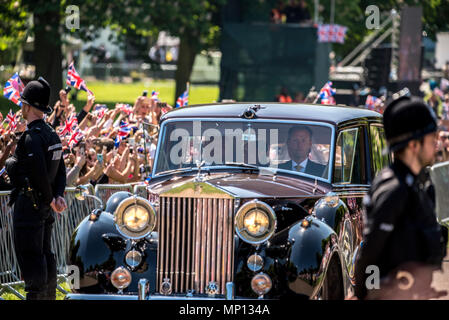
[1,281,71,300]
[0,80,219,114]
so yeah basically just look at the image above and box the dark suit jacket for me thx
[278,159,326,177]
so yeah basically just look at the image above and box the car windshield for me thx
[153,120,333,181]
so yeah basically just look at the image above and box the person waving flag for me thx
[117,103,133,115]
[318,81,336,105]
[66,62,93,95]
[59,115,78,137]
[3,73,25,107]
[176,90,189,108]
[6,109,17,130]
[118,120,131,137]
[68,129,84,149]
[365,95,379,110]
[151,90,160,101]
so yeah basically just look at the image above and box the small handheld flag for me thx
[151,90,160,101]
[6,109,17,130]
[3,73,24,107]
[66,62,93,95]
[176,90,189,108]
[365,95,379,110]
[68,129,84,148]
[59,115,78,137]
[318,81,336,105]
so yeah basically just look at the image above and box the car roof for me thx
[161,102,382,125]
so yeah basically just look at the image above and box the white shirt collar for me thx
[291,158,308,172]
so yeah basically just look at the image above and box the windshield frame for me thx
[152,118,336,183]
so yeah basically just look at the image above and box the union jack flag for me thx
[114,120,131,147]
[66,62,93,94]
[317,24,347,44]
[118,120,131,137]
[3,73,24,107]
[175,90,189,108]
[365,95,379,110]
[6,109,17,130]
[117,103,133,115]
[59,115,78,137]
[317,24,330,42]
[94,104,109,118]
[68,129,84,148]
[319,81,336,105]
[151,90,159,101]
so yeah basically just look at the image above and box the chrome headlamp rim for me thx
[235,199,277,245]
[125,249,143,269]
[114,196,157,240]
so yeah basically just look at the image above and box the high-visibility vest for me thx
[278,95,292,103]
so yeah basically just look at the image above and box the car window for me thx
[154,120,333,181]
[333,127,364,184]
[370,124,390,178]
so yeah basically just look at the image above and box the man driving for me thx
[279,125,326,177]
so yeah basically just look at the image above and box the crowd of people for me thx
[270,0,312,24]
[0,90,171,190]
[275,77,449,164]
[2,77,449,191]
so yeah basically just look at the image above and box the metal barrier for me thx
[0,183,151,299]
[0,185,96,299]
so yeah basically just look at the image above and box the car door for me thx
[332,124,370,283]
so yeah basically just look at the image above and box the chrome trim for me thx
[65,293,253,300]
[226,282,235,300]
[235,200,277,245]
[138,278,149,300]
[158,196,234,295]
[152,118,336,183]
[114,196,157,240]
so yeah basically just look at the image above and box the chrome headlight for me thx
[235,200,276,245]
[114,196,157,239]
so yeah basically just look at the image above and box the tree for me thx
[147,0,225,102]
[1,0,225,104]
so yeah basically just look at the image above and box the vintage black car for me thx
[66,103,389,300]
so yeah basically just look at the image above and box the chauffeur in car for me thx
[66,102,388,300]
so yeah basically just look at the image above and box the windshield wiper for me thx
[223,162,260,171]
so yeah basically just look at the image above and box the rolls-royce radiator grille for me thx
[157,197,235,295]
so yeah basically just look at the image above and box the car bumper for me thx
[65,293,249,300]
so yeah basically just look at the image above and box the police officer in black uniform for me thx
[5,77,67,300]
[354,96,447,299]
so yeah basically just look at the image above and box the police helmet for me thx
[383,96,437,152]
[104,191,133,214]
[20,77,52,113]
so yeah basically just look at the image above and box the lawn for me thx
[1,281,71,300]
[0,80,219,114]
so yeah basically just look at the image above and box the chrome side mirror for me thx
[75,185,104,210]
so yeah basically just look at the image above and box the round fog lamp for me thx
[251,273,272,296]
[111,266,131,292]
[247,254,264,272]
[125,250,142,269]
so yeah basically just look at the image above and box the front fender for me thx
[265,216,341,298]
[68,211,158,294]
